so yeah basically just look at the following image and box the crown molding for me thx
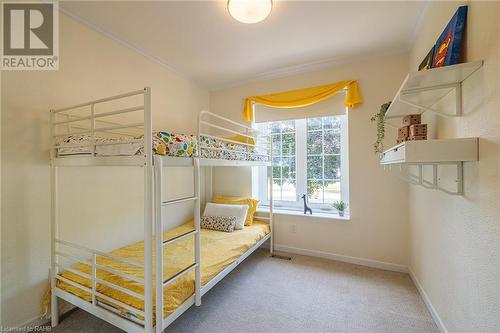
[210,48,409,92]
[59,5,207,90]
[210,1,429,92]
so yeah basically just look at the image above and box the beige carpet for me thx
[53,249,437,333]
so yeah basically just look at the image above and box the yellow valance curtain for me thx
[243,80,362,122]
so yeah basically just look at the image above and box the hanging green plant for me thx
[371,102,391,154]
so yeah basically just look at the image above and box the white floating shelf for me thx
[380,138,478,165]
[385,61,483,119]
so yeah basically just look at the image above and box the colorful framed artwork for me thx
[418,46,435,71]
[432,5,467,68]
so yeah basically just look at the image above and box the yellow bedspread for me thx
[55,221,270,320]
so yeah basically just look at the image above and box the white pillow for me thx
[203,203,248,230]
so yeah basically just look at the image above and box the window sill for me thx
[256,207,350,221]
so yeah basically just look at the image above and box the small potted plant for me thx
[332,201,348,217]
[371,102,391,154]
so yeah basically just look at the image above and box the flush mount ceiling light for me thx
[227,0,273,24]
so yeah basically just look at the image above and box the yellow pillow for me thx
[224,135,255,145]
[212,196,259,226]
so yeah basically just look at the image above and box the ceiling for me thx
[61,1,428,91]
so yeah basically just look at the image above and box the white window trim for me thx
[253,110,350,215]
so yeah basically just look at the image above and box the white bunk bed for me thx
[49,87,274,333]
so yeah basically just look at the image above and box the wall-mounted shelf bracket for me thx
[384,162,464,195]
[398,82,462,118]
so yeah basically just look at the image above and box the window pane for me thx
[272,156,281,178]
[272,179,282,201]
[281,179,296,201]
[307,131,322,154]
[270,123,281,134]
[307,156,323,179]
[324,130,340,154]
[281,157,296,179]
[324,180,341,203]
[324,155,340,179]
[307,117,322,131]
[281,120,295,132]
[323,116,341,130]
[307,180,323,203]
[282,133,295,156]
[272,135,281,156]
[273,167,281,179]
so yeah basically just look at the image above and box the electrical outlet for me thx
[291,224,297,233]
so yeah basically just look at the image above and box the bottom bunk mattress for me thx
[52,221,270,321]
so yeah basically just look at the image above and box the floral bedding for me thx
[153,131,197,157]
[199,136,267,161]
[56,131,268,162]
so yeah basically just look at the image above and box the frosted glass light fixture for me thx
[228,0,272,24]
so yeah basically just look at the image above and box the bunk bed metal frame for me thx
[49,87,273,333]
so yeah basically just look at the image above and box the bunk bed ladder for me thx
[153,156,201,333]
[49,108,59,327]
[144,87,154,333]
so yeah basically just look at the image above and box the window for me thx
[253,113,349,214]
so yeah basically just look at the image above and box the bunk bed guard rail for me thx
[50,88,154,332]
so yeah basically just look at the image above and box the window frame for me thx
[253,110,349,214]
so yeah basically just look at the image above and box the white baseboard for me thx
[274,244,409,273]
[16,316,50,330]
[408,268,448,333]
[15,303,75,329]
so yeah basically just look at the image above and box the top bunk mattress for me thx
[56,131,268,162]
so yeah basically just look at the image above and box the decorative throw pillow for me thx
[212,196,259,226]
[201,215,236,232]
[203,203,248,230]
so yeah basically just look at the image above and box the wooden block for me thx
[408,135,427,141]
[398,126,409,138]
[402,114,421,126]
[410,124,427,137]
[396,137,407,144]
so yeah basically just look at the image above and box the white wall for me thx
[408,2,500,332]
[210,53,410,268]
[1,13,209,327]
